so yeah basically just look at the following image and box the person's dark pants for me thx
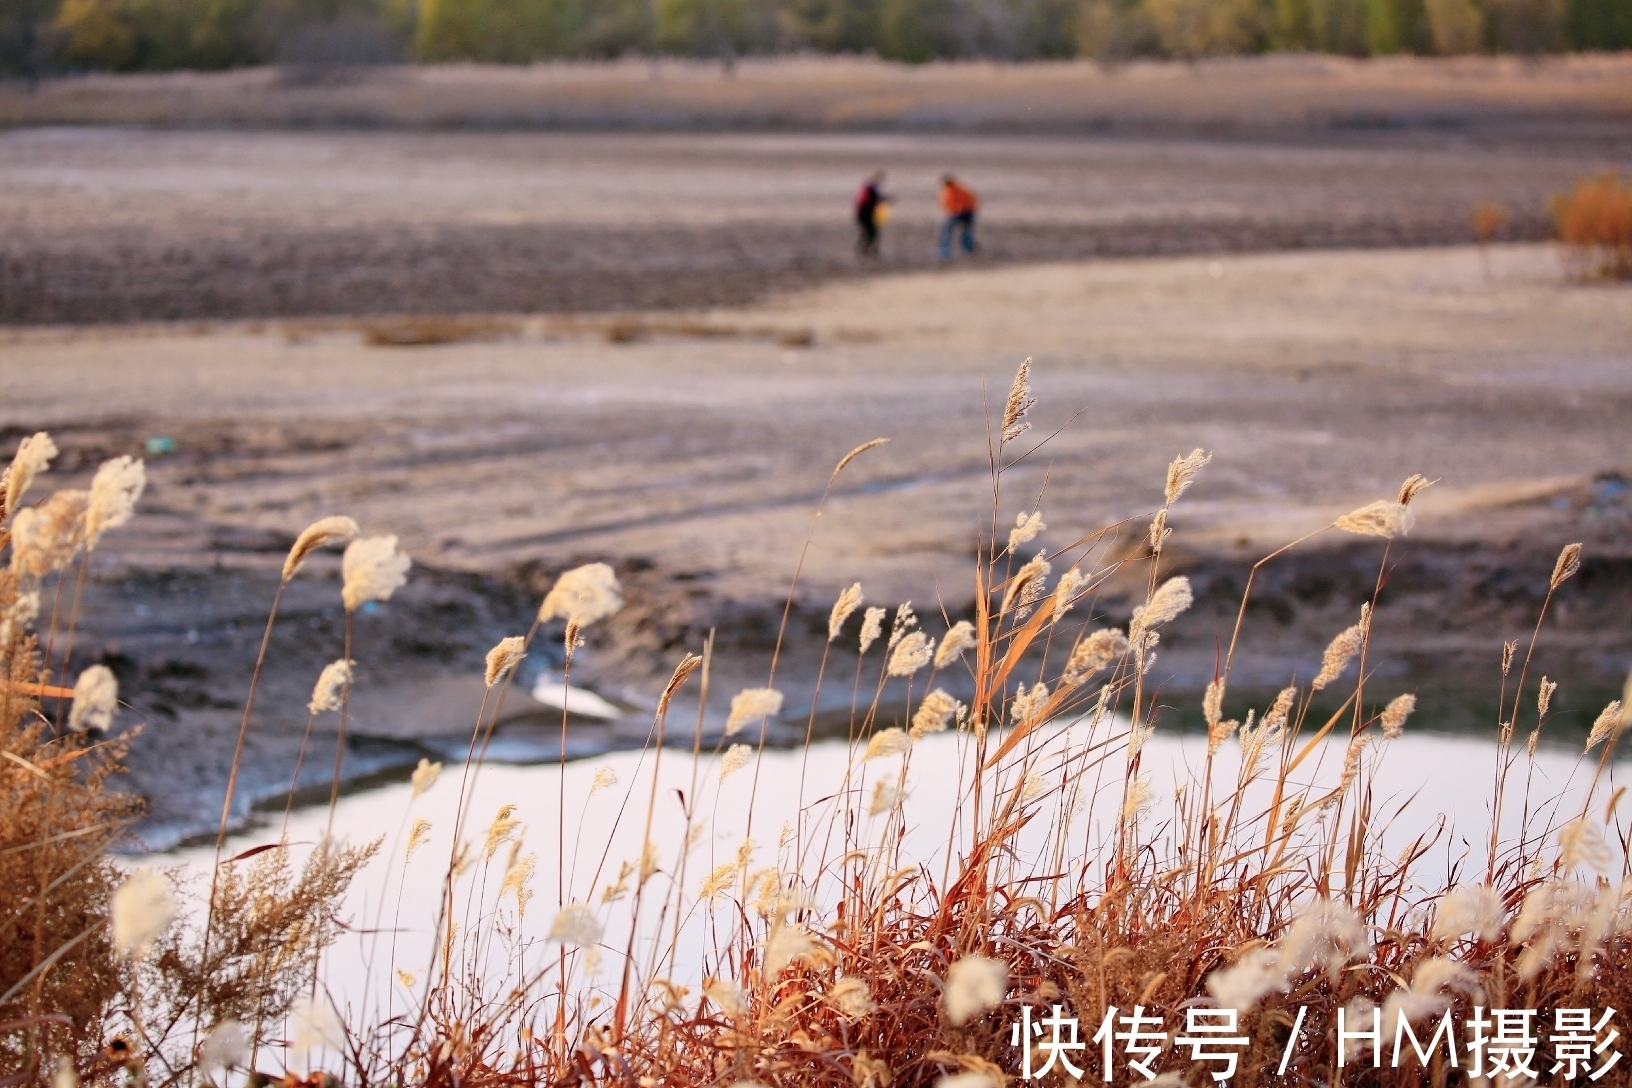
[939,212,976,258]
[857,212,879,257]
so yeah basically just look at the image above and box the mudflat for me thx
[3,244,1629,844]
[3,121,1627,322]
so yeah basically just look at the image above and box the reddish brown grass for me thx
[1554,174,1632,280]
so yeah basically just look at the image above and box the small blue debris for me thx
[145,436,176,455]
[361,601,380,615]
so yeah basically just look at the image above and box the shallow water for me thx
[165,718,1627,1070]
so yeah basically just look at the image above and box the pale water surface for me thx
[164,721,1627,1069]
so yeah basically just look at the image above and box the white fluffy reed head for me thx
[1202,678,1224,728]
[341,534,410,612]
[1338,735,1369,793]
[1311,617,1365,691]
[1586,699,1623,752]
[1120,774,1153,826]
[1261,686,1296,734]
[763,922,819,978]
[911,689,960,738]
[858,606,886,654]
[547,902,602,948]
[1431,884,1505,942]
[1164,448,1211,506]
[67,664,118,734]
[1208,898,1368,1013]
[410,758,441,799]
[1550,542,1583,590]
[538,562,622,628]
[405,819,433,861]
[1396,474,1434,506]
[887,631,934,677]
[934,621,977,668]
[704,977,746,1017]
[1537,676,1557,719]
[862,727,910,761]
[1009,681,1049,725]
[719,744,752,782]
[483,804,520,862]
[1001,358,1035,443]
[112,868,173,959]
[829,582,864,642]
[1052,569,1087,623]
[1129,576,1192,640]
[936,1074,998,1088]
[944,955,1007,1025]
[1148,508,1170,552]
[291,996,344,1054]
[999,552,1051,619]
[725,687,783,736]
[1334,500,1415,539]
[867,779,904,816]
[198,1020,248,1073]
[2,432,56,522]
[1063,627,1128,686]
[1559,817,1612,872]
[1379,693,1415,740]
[1007,510,1044,553]
[0,588,39,645]
[484,635,526,687]
[887,602,918,648]
[84,456,145,550]
[501,852,536,917]
[829,978,878,1019]
[698,861,736,901]
[308,659,353,715]
[283,516,360,581]
[1207,718,1238,759]
[9,489,88,578]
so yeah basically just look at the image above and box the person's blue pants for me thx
[939,212,976,259]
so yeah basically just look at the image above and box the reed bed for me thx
[2,360,1630,1087]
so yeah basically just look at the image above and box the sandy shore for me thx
[3,243,1629,845]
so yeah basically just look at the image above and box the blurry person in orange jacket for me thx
[938,174,979,259]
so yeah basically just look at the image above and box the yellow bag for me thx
[875,201,892,226]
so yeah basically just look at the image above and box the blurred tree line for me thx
[1,0,1626,76]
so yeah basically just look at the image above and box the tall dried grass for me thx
[3,362,1630,1085]
[0,440,374,1086]
[1554,173,1632,280]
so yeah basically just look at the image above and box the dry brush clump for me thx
[1554,173,1632,280]
[4,363,1632,1088]
[0,435,376,1086]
